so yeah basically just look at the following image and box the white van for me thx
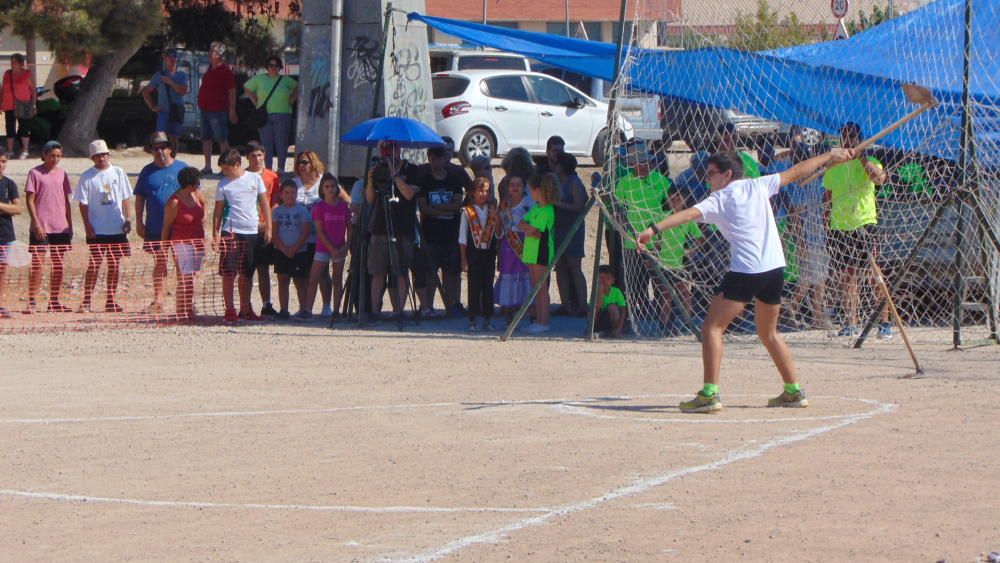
[429,47,531,73]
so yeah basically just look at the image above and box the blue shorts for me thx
[200,111,229,142]
[155,108,183,136]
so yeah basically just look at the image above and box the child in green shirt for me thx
[518,173,560,334]
[595,265,627,338]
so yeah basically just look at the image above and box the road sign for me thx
[834,18,850,40]
[831,0,850,19]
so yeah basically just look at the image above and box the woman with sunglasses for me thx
[292,151,350,317]
[244,55,298,173]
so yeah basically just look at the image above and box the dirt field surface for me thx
[1,321,997,562]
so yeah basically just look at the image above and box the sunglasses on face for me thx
[297,160,311,166]
[267,63,281,68]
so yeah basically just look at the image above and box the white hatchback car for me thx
[431,69,633,166]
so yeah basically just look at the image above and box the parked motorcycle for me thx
[25,75,82,144]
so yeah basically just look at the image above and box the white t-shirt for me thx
[458,203,496,248]
[693,173,786,274]
[215,171,266,235]
[73,165,133,235]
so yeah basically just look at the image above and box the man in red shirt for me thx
[197,42,237,175]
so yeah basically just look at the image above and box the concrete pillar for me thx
[296,0,432,181]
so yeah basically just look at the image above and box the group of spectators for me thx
[140,44,298,175]
[0,130,598,333]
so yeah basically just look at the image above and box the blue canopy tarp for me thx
[409,0,1000,163]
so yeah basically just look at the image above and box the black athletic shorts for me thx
[828,224,877,269]
[218,232,258,277]
[272,250,310,279]
[87,233,131,260]
[716,267,784,305]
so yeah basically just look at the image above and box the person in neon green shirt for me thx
[518,173,560,334]
[594,265,627,338]
[244,56,298,172]
[614,143,670,314]
[655,190,702,328]
[823,122,891,338]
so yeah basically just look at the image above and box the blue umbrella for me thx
[340,116,445,148]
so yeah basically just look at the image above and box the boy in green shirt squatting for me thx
[638,147,855,413]
[595,265,627,338]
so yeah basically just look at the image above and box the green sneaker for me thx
[679,391,722,413]
[767,390,809,408]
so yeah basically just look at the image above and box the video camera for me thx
[370,156,397,201]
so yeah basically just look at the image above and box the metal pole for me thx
[586,207,606,339]
[482,0,487,24]
[565,0,570,36]
[329,0,344,172]
[953,0,976,348]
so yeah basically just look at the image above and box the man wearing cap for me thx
[615,141,672,313]
[134,131,189,312]
[73,140,133,313]
[142,48,189,149]
[197,42,237,175]
[24,140,73,313]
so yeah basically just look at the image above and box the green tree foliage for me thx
[165,5,281,69]
[731,0,809,51]
[847,4,894,35]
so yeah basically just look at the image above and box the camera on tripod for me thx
[370,156,398,202]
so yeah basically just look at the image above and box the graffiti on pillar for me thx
[346,36,380,89]
[307,54,331,118]
[386,44,427,120]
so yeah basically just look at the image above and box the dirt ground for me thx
[1,323,998,562]
[1,151,998,562]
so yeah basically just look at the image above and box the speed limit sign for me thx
[831,0,849,18]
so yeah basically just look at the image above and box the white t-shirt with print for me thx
[693,173,785,274]
[73,165,133,235]
[215,171,266,235]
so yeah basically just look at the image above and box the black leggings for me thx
[4,111,30,140]
[467,248,496,318]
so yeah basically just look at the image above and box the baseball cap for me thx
[88,139,110,157]
[149,131,169,146]
[624,141,653,164]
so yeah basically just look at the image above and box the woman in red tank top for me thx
[161,167,206,318]
[1,53,35,159]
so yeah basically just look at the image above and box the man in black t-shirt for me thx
[414,146,471,316]
[0,153,23,318]
[365,141,420,320]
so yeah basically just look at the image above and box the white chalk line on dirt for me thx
[383,399,897,563]
[0,394,874,426]
[0,490,550,514]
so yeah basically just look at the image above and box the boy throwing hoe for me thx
[638,148,854,413]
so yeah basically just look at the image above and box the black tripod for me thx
[371,168,421,331]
